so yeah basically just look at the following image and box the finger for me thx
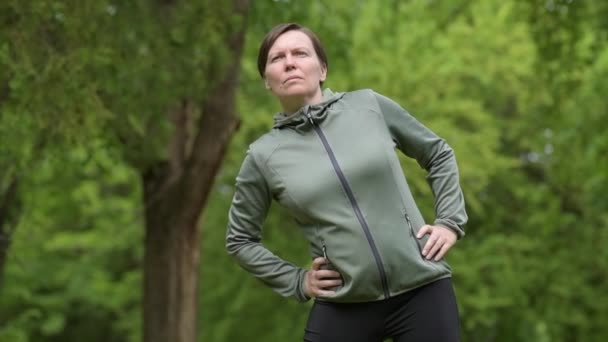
[422,234,439,257]
[434,241,453,261]
[314,289,338,297]
[311,257,327,270]
[416,224,433,239]
[317,279,343,289]
[316,270,342,279]
[425,237,444,260]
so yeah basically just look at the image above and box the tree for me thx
[0,1,251,341]
[137,1,250,341]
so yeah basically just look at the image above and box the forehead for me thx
[268,30,314,54]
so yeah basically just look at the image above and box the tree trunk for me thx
[143,180,202,342]
[142,1,249,341]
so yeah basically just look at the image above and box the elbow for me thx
[437,140,455,161]
[426,140,455,171]
[225,237,239,257]
[225,233,259,257]
[225,233,240,257]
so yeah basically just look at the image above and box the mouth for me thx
[284,76,302,83]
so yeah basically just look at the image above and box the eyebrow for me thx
[269,46,310,57]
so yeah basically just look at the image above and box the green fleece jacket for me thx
[226,89,467,303]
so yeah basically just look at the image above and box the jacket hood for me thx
[273,89,345,131]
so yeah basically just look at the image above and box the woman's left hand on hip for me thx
[416,225,457,261]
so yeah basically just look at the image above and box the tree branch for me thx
[168,99,192,181]
[178,0,250,227]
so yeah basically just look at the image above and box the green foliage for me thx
[1,143,142,342]
[1,0,607,341]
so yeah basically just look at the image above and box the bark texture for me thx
[142,1,250,341]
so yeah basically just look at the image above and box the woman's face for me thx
[264,30,327,111]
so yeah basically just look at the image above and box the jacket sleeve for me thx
[226,149,310,302]
[373,92,468,238]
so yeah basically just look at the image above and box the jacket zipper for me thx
[320,241,331,270]
[307,111,390,299]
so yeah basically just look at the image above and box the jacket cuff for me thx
[434,218,465,239]
[295,269,311,303]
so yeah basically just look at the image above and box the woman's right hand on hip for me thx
[304,257,343,298]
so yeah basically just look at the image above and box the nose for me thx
[284,53,295,70]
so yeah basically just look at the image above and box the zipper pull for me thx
[322,242,328,260]
[405,213,413,229]
[306,111,316,126]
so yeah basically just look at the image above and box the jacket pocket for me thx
[404,213,427,261]
[318,241,332,270]
[318,241,343,292]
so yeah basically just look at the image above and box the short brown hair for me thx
[257,23,328,82]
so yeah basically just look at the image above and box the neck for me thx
[280,88,324,114]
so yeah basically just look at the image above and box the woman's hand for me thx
[416,225,457,261]
[304,257,343,298]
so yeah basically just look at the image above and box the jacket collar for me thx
[273,89,345,131]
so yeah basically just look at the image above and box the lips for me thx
[284,76,302,83]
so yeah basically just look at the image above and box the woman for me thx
[226,23,467,342]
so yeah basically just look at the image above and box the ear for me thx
[320,65,327,83]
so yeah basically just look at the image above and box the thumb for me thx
[311,257,326,270]
[416,225,432,239]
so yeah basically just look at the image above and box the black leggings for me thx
[303,278,460,342]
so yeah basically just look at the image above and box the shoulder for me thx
[337,89,387,114]
[341,88,377,102]
[247,129,284,166]
[340,89,387,106]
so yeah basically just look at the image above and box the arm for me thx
[374,92,468,238]
[225,149,309,302]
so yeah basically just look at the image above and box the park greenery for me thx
[1,0,607,341]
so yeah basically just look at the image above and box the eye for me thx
[270,55,283,63]
[295,50,308,56]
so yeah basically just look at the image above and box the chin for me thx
[281,86,315,97]
[277,90,305,100]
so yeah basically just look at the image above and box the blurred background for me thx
[1,0,607,341]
